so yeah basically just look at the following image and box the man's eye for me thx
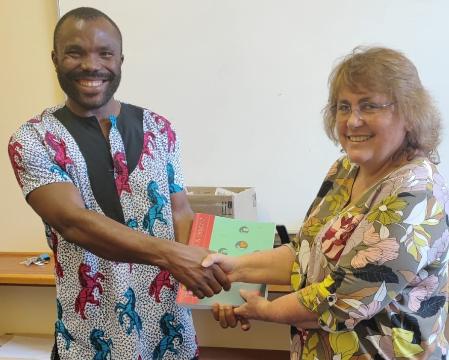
[100,52,113,57]
[66,51,81,57]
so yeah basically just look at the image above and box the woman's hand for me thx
[233,289,271,322]
[201,252,239,282]
[211,289,271,331]
[211,303,252,331]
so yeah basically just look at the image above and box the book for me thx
[176,213,276,309]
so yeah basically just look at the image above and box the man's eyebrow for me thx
[97,45,115,52]
[63,44,83,52]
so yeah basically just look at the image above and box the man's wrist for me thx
[147,236,173,269]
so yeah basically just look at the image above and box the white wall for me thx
[59,0,449,231]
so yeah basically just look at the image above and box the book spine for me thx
[188,213,215,248]
[176,213,216,307]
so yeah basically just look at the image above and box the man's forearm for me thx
[26,183,230,297]
[172,206,194,245]
[55,206,172,268]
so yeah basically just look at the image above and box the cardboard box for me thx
[186,187,257,221]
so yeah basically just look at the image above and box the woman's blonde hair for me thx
[323,46,441,163]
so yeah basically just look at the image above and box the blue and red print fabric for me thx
[8,103,198,359]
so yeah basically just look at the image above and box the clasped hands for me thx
[170,244,268,331]
[201,253,269,331]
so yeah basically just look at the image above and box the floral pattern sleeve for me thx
[291,157,449,360]
[290,157,353,291]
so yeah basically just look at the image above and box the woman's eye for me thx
[338,104,351,113]
[360,103,376,111]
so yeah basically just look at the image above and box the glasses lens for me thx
[359,102,379,115]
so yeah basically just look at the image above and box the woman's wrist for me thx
[229,256,244,282]
[258,299,275,322]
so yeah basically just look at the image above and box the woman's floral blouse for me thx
[290,156,449,360]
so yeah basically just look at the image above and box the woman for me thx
[203,47,449,359]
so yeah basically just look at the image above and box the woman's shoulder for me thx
[326,155,357,180]
[382,157,448,199]
[390,157,444,182]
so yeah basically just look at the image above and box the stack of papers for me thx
[0,335,52,360]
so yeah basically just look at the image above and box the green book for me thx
[176,213,275,309]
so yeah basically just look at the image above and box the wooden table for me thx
[0,252,55,286]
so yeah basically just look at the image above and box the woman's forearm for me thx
[233,245,295,285]
[262,292,320,329]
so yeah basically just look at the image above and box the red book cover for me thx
[175,213,215,307]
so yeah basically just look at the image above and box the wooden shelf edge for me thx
[0,274,55,286]
[267,285,291,293]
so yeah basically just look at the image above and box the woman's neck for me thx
[351,154,409,204]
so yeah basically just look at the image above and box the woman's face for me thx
[336,87,407,174]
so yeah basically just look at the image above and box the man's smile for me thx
[77,79,105,88]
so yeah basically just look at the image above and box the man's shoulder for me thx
[123,102,178,133]
[121,102,145,116]
[11,104,64,139]
[121,102,162,124]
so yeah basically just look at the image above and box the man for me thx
[8,7,229,359]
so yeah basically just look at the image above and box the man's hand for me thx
[211,290,268,331]
[167,242,231,298]
[169,190,230,298]
[210,289,264,331]
[211,303,251,331]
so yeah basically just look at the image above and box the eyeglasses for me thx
[335,101,395,120]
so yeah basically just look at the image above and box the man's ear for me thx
[51,50,57,67]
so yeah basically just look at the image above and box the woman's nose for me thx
[346,108,364,128]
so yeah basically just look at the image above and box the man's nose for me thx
[80,54,101,72]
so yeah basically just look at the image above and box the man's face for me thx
[52,17,123,114]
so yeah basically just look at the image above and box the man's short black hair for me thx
[53,7,122,52]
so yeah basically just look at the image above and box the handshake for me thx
[169,241,293,332]
[168,214,291,331]
[202,252,260,331]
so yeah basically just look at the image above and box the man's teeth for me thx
[348,135,371,142]
[78,80,103,87]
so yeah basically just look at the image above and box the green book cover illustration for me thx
[176,213,275,309]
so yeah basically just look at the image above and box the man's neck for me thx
[65,98,121,120]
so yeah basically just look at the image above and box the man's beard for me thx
[56,67,121,111]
